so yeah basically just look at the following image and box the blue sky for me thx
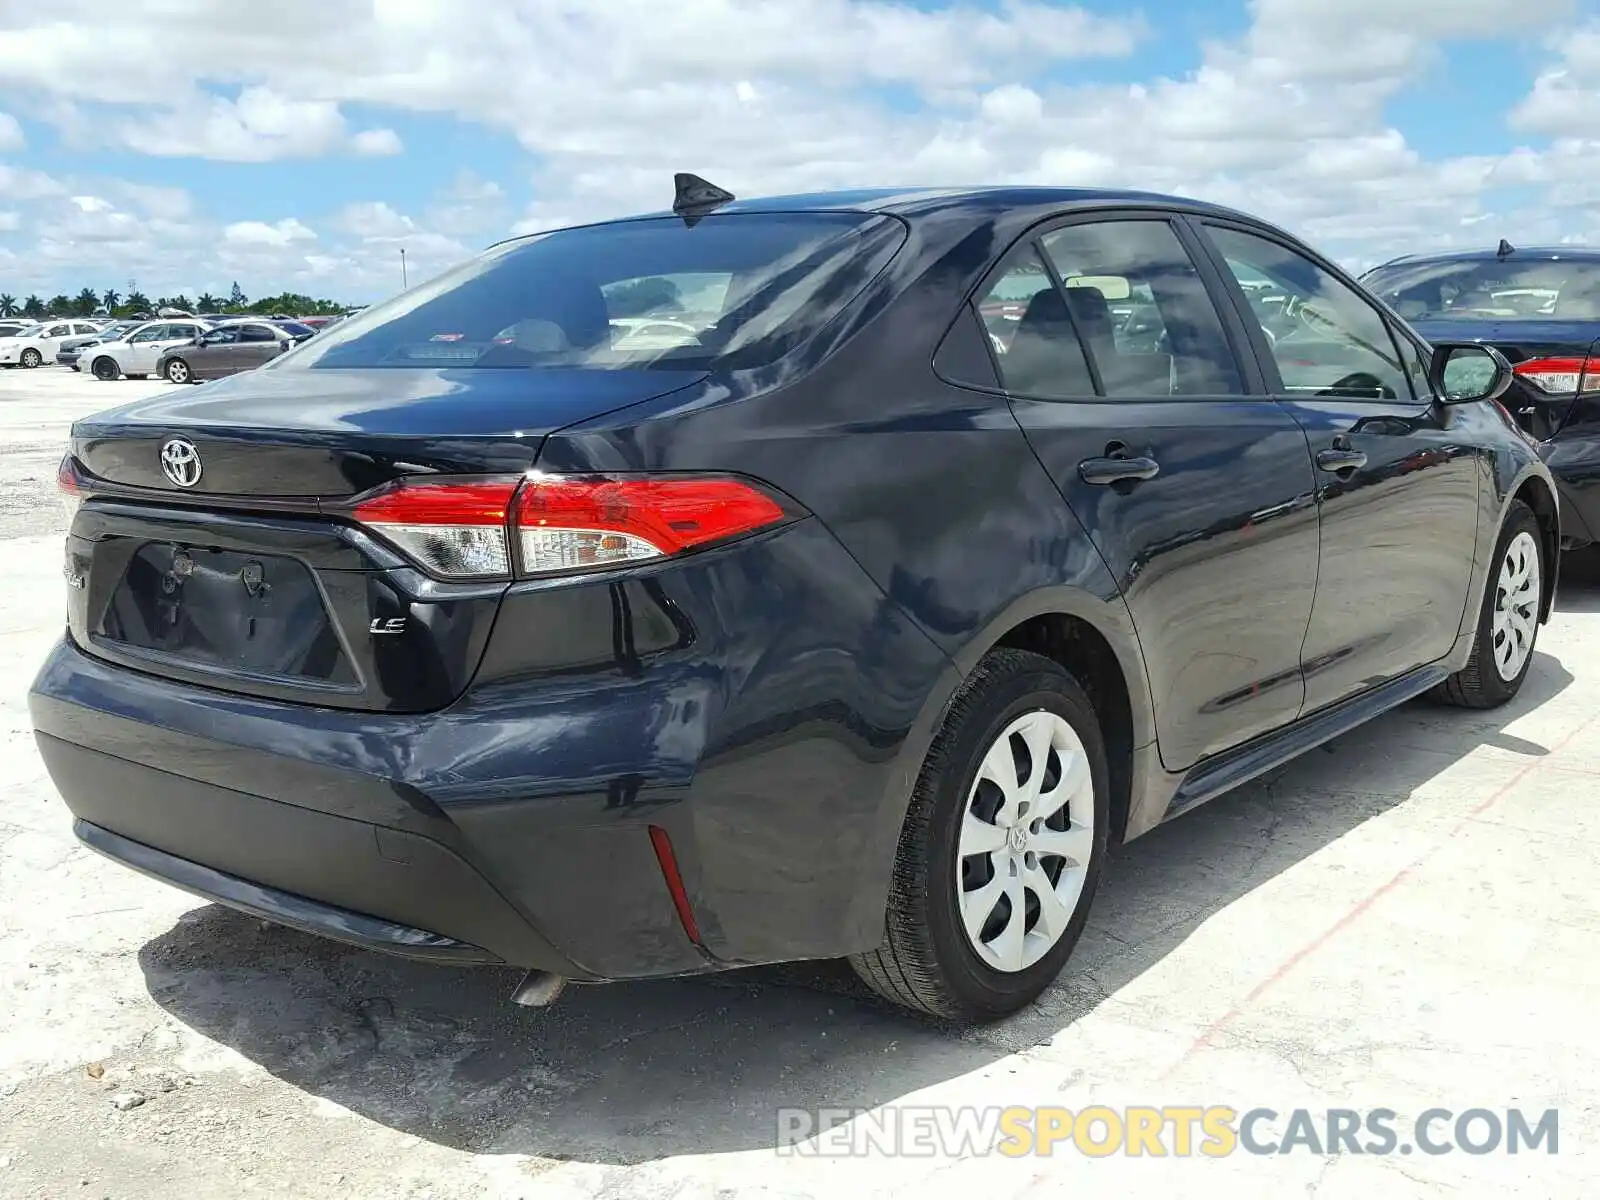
[0,0,1595,302]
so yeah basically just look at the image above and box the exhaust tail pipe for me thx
[510,970,567,1008]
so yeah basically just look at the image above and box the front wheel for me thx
[849,648,1109,1021]
[164,357,191,384]
[1431,500,1543,708]
[19,348,41,368]
[90,356,119,381]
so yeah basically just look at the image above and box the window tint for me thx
[977,246,1095,398]
[240,324,278,342]
[276,213,906,372]
[203,328,239,344]
[1207,227,1411,401]
[129,324,166,342]
[1038,220,1244,397]
[45,324,69,338]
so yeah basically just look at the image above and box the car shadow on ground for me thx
[138,640,1576,1166]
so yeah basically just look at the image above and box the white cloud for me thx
[0,212,20,232]
[223,218,318,247]
[0,112,23,152]
[352,128,404,157]
[0,0,1596,296]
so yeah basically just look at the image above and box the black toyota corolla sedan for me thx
[1362,243,1599,551]
[31,178,1558,1022]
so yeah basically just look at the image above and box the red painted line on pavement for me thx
[1163,704,1599,1079]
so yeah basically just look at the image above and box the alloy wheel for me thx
[956,709,1095,973]
[1491,530,1540,682]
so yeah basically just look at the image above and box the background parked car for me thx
[79,318,211,380]
[0,319,34,338]
[56,320,140,368]
[157,319,300,383]
[1362,243,1600,551]
[0,319,104,368]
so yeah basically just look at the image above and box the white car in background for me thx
[78,318,212,380]
[0,319,105,368]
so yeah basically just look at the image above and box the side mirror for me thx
[1430,342,1513,405]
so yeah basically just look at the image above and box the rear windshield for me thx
[1362,257,1600,322]
[272,212,906,373]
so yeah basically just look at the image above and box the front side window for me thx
[129,324,166,343]
[239,324,278,343]
[1039,220,1245,397]
[202,328,240,345]
[273,212,907,373]
[1207,226,1411,402]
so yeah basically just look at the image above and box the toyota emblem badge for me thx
[159,437,202,488]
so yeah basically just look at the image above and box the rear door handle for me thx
[1078,455,1161,485]
[1315,447,1367,472]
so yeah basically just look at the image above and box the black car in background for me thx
[1362,244,1600,549]
[32,181,1557,1023]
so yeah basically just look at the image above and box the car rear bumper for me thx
[72,817,503,965]
[30,637,707,982]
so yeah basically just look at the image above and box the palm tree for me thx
[73,288,98,316]
[101,289,120,312]
[22,295,43,318]
[47,294,71,317]
[196,292,220,312]
[124,290,151,315]
[0,295,15,317]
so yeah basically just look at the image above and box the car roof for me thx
[1367,246,1600,271]
[487,185,1263,249]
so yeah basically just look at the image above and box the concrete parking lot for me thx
[1,368,1596,1198]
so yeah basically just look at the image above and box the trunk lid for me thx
[72,366,708,497]
[63,366,708,712]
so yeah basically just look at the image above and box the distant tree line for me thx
[0,281,351,321]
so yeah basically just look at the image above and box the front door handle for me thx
[1315,447,1367,472]
[1079,454,1161,485]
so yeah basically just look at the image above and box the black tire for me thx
[164,357,191,384]
[848,648,1110,1021]
[19,348,41,368]
[1431,500,1543,708]
[90,356,119,381]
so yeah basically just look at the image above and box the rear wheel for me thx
[849,648,1109,1021]
[19,348,41,368]
[164,357,191,384]
[1432,500,1543,708]
[91,356,119,381]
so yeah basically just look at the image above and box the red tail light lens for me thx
[514,475,788,575]
[351,477,521,579]
[57,454,83,524]
[1513,356,1600,395]
[349,473,792,580]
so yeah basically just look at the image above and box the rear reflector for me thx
[347,472,792,581]
[648,825,703,946]
[1513,356,1600,395]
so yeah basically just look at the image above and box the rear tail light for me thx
[348,472,793,581]
[351,477,520,578]
[1512,356,1600,395]
[57,454,83,524]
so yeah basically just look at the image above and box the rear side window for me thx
[1038,220,1245,397]
[978,247,1096,398]
[276,213,907,372]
